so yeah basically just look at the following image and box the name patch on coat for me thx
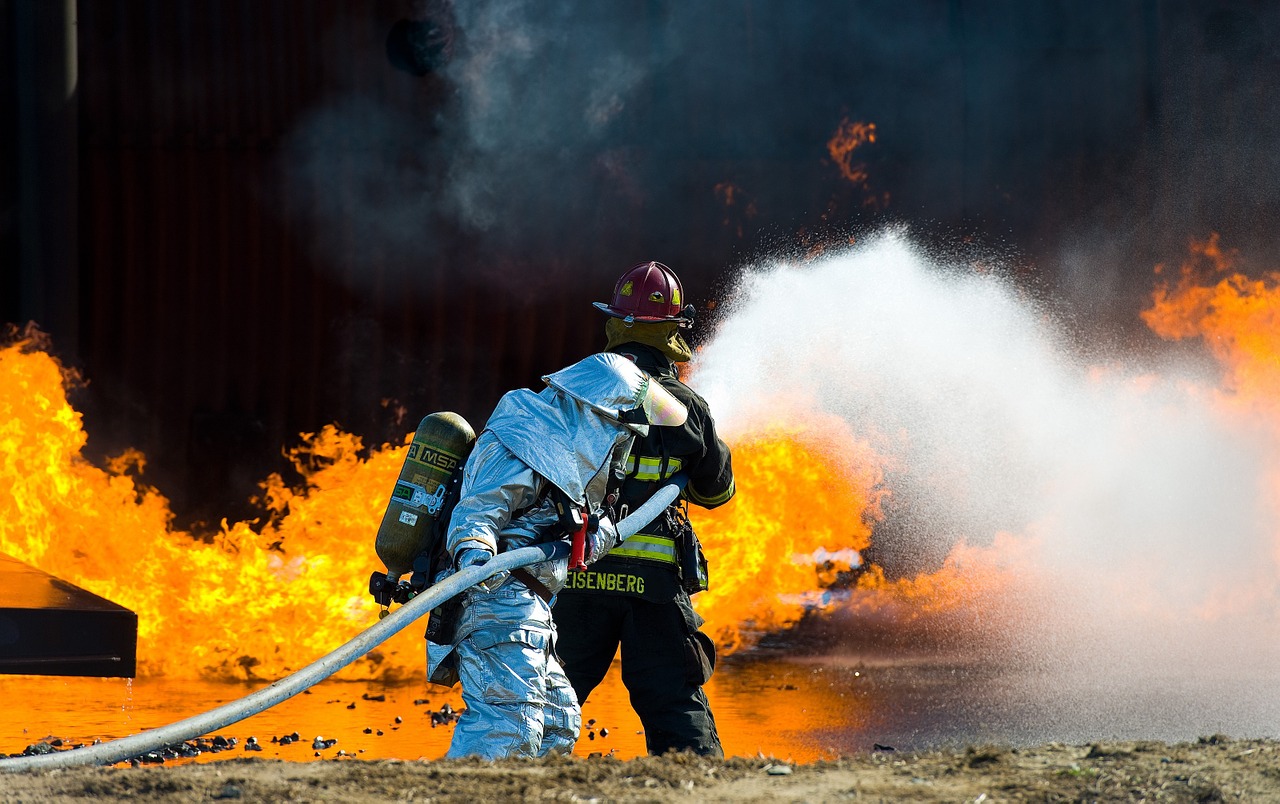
[563,570,646,595]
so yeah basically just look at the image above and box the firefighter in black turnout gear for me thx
[552,261,736,757]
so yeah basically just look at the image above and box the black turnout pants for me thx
[552,591,722,757]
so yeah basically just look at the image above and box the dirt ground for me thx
[3,736,1279,803]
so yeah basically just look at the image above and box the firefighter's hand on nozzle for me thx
[584,514,620,564]
[456,547,507,592]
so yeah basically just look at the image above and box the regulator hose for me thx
[0,475,688,772]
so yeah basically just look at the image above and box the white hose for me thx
[0,477,686,771]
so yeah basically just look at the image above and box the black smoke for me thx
[274,1,1280,337]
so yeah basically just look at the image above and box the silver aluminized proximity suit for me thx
[427,352,688,760]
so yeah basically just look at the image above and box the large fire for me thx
[0,328,885,680]
[693,403,885,652]
[1141,234,1280,586]
[2,235,1277,683]
[0,333,416,680]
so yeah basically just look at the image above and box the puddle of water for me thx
[5,649,1279,765]
[771,651,1280,754]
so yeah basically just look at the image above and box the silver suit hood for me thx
[484,384,630,503]
[542,351,688,437]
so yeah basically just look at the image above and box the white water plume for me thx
[692,229,1280,739]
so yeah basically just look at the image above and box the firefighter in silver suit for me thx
[428,352,689,760]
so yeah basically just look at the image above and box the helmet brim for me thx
[592,301,685,324]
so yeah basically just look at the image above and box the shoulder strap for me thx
[510,567,555,603]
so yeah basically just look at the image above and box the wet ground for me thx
[0,656,846,765]
[4,641,1280,766]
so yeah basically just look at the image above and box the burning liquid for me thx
[2,226,1279,750]
[0,659,857,763]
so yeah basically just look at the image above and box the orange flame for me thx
[841,235,1280,638]
[690,401,885,652]
[1142,233,1280,415]
[824,117,889,213]
[1142,234,1280,583]
[1,330,900,677]
[826,118,876,185]
[0,332,420,681]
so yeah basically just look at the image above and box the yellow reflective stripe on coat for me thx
[687,477,735,507]
[607,533,678,564]
[624,455,684,481]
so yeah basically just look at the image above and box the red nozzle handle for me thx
[568,517,588,572]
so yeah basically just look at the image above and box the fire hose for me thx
[0,477,687,772]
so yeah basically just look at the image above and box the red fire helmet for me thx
[593,261,692,325]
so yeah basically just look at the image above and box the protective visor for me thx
[633,376,688,427]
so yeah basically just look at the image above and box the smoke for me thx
[275,1,681,300]
[692,228,1280,741]
[439,1,669,237]
[276,96,443,284]
[271,1,1280,341]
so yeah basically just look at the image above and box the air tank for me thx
[374,411,476,584]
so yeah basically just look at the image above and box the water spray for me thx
[692,229,1280,737]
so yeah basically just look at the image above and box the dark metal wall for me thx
[69,0,613,524]
[5,0,1275,528]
